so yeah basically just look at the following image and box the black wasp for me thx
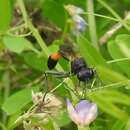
[47,43,95,82]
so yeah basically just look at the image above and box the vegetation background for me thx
[1,0,130,130]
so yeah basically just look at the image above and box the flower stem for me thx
[17,0,28,25]
[86,0,98,50]
[97,0,130,31]
[82,12,119,22]
[0,121,6,130]
[78,126,90,130]
[2,71,10,124]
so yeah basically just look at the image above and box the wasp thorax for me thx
[71,58,87,74]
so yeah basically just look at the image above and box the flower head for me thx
[64,4,84,16]
[71,15,87,36]
[66,99,98,127]
[64,4,87,36]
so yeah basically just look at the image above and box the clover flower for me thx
[66,99,98,127]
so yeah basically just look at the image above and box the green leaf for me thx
[7,112,22,129]
[125,119,130,130]
[23,52,47,72]
[2,86,39,115]
[108,34,130,78]
[41,118,55,130]
[77,35,108,67]
[48,40,63,53]
[0,0,12,32]
[89,90,130,122]
[96,90,130,106]
[42,0,66,29]
[3,36,38,54]
[116,34,130,58]
[97,66,128,84]
[55,111,71,127]
[111,120,125,130]
[90,94,128,121]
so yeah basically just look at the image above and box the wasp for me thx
[47,43,95,82]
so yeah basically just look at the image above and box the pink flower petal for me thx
[66,99,80,125]
[84,103,98,126]
[75,100,91,123]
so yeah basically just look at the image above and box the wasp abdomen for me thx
[77,68,95,82]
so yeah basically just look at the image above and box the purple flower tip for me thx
[72,15,87,36]
[66,99,98,127]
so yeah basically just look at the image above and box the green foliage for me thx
[23,52,47,72]
[97,66,128,84]
[42,0,67,29]
[77,35,108,67]
[1,0,130,130]
[111,120,125,130]
[0,0,12,32]
[55,111,71,127]
[2,86,39,115]
[108,34,130,78]
[89,90,130,122]
[3,36,38,54]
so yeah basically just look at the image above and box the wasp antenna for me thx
[47,53,62,70]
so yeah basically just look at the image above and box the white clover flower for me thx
[66,99,98,127]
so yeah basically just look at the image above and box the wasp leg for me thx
[81,81,91,99]
[54,72,71,78]
[42,71,72,101]
[90,78,97,88]
[74,80,81,98]
[94,69,104,86]
[45,70,71,78]
[42,72,49,102]
[82,82,86,99]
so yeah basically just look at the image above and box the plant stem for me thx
[97,0,130,31]
[78,126,90,130]
[17,0,28,25]
[86,0,98,49]
[28,22,50,55]
[2,71,10,124]
[0,122,6,130]
[87,79,130,95]
[82,12,119,22]
[107,57,130,64]
[99,11,130,45]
